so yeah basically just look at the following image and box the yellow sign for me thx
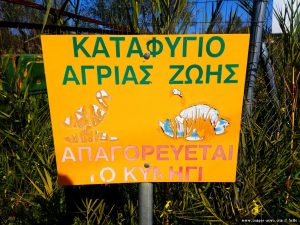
[41,34,249,185]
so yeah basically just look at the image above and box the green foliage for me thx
[89,0,193,34]
[42,0,53,33]
[149,0,192,34]
[74,198,110,225]
[206,0,223,33]
[0,61,66,223]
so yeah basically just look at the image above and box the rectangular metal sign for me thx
[41,34,249,185]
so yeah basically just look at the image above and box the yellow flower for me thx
[164,200,172,210]
[160,201,173,218]
[251,200,262,216]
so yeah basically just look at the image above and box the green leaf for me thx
[284,207,300,218]
[28,177,47,199]
[42,0,53,34]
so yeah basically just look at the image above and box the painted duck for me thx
[160,104,229,141]
[64,90,117,142]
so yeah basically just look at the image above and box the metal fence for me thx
[188,0,252,34]
[189,0,294,132]
[187,4,298,223]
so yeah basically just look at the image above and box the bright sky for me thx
[272,0,300,33]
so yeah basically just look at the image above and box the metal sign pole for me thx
[138,182,153,225]
[245,0,268,116]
